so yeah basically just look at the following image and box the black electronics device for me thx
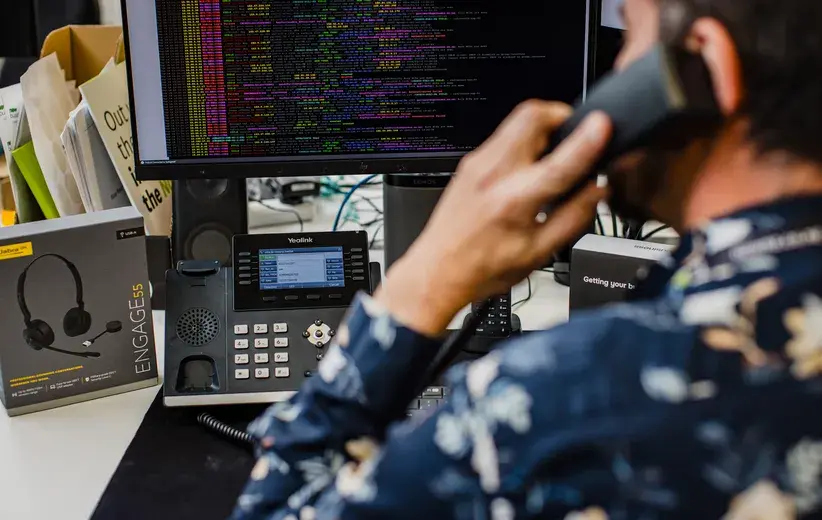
[383,174,450,269]
[171,178,249,268]
[163,231,377,407]
[423,43,721,389]
[470,292,514,338]
[548,44,721,199]
[121,0,590,181]
[17,254,123,359]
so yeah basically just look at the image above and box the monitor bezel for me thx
[121,0,598,181]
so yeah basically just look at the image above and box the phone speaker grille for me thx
[176,308,220,347]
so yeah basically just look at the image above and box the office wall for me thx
[98,0,122,25]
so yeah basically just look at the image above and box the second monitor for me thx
[122,0,593,180]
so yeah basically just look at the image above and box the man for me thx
[233,0,822,518]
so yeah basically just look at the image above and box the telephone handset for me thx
[549,43,722,204]
[419,44,722,391]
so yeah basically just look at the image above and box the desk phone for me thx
[163,231,377,407]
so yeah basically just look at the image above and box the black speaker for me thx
[171,179,248,267]
[383,173,451,269]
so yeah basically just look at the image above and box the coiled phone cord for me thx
[197,413,253,446]
[197,302,492,447]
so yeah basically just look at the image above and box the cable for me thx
[512,277,532,308]
[611,213,618,239]
[417,300,492,396]
[596,214,605,235]
[197,413,252,447]
[250,197,305,232]
[354,195,384,215]
[333,174,379,231]
[369,222,384,250]
[641,224,671,241]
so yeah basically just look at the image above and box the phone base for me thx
[459,314,522,355]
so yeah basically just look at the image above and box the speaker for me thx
[145,235,171,310]
[383,174,451,269]
[172,179,248,267]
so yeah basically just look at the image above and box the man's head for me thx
[606,0,822,229]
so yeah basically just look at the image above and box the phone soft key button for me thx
[274,352,289,363]
[274,337,289,348]
[234,339,249,350]
[275,367,290,378]
[255,368,270,379]
[254,353,269,364]
[255,338,269,349]
[235,369,250,380]
[273,323,288,333]
[235,354,249,365]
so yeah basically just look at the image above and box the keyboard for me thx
[406,386,449,419]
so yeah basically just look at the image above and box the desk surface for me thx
[0,201,571,520]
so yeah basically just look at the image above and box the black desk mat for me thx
[92,390,267,520]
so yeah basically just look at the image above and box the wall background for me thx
[98,0,123,25]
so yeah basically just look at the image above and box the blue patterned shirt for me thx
[232,195,822,520]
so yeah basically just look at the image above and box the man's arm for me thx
[231,306,659,520]
[230,292,444,519]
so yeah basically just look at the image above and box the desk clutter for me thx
[0,25,173,235]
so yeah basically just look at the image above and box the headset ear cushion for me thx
[64,308,92,337]
[25,319,55,348]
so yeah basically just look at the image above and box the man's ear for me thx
[685,18,744,115]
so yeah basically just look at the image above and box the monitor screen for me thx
[594,0,624,81]
[258,246,345,290]
[123,1,593,179]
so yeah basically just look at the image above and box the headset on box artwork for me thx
[17,254,123,359]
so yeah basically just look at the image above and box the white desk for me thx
[0,200,571,520]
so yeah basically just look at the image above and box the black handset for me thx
[418,44,722,392]
[549,43,721,204]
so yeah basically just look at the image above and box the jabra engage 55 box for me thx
[570,234,676,313]
[0,207,158,416]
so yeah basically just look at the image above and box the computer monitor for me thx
[593,0,625,82]
[122,1,595,180]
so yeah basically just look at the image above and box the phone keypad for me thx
[472,292,513,337]
[232,321,294,381]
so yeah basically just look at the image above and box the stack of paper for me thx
[20,53,85,217]
[62,100,130,212]
[0,84,45,223]
[80,61,173,236]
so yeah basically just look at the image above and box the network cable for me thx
[332,174,380,231]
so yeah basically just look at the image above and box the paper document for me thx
[62,100,130,212]
[20,53,86,217]
[12,141,60,219]
[0,84,45,222]
[80,61,172,236]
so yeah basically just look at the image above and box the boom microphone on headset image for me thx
[17,253,123,359]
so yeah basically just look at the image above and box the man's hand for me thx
[376,101,612,335]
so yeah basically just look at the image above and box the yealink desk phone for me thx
[163,231,378,407]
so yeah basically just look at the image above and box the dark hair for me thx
[659,0,822,164]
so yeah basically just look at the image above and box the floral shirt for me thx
[232,195,822,520]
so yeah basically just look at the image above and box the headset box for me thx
[0,207,158,416]
[570,234,676,313]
